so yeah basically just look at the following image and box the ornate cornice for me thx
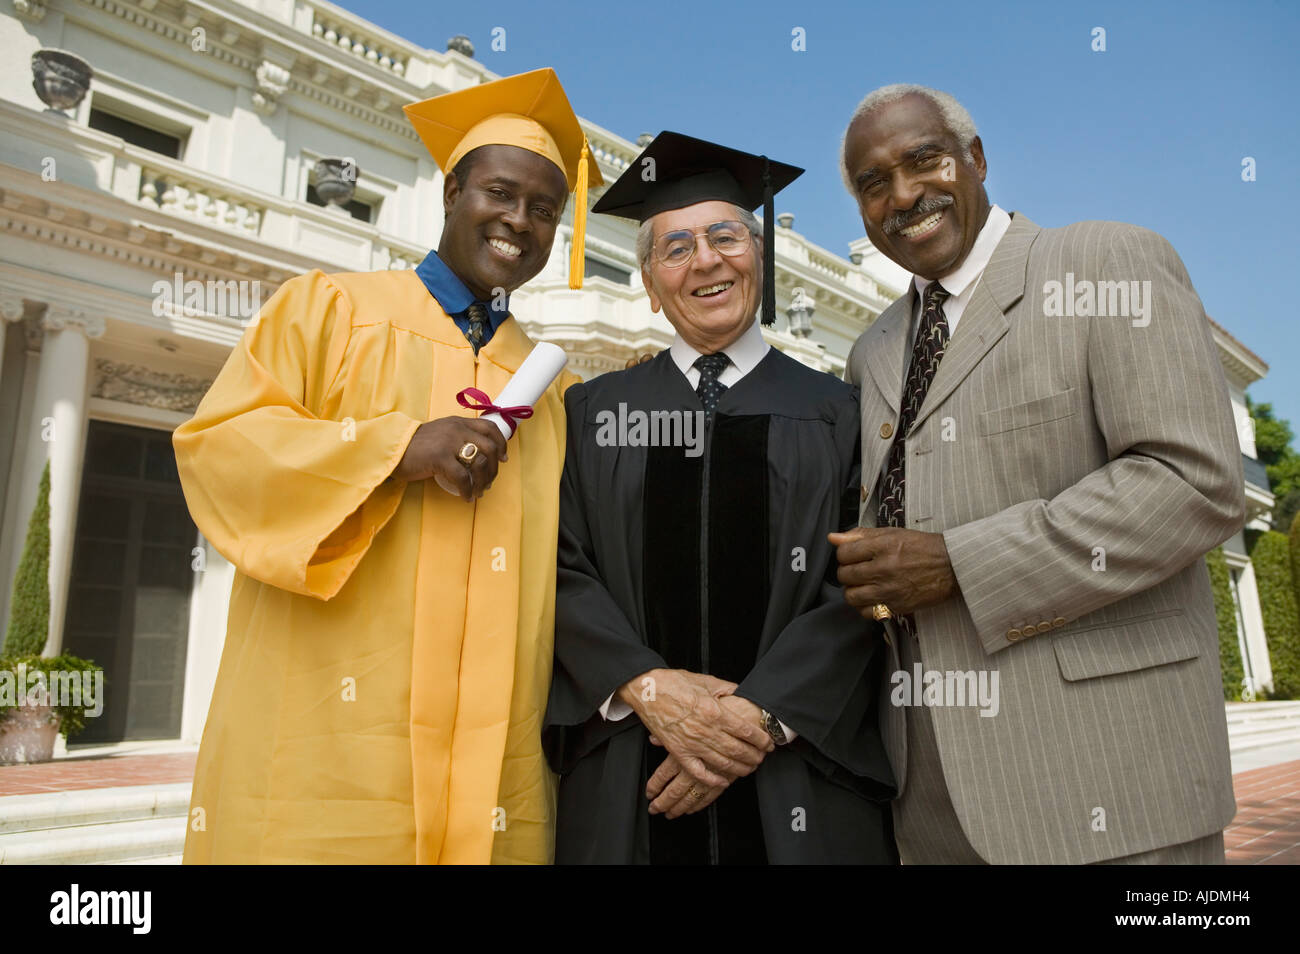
[252,60,291,115]
[288,75,415,139]
[42,307,106,338]
[92,358,212,413]
[76,0,418,139]
[0,206,291,292]
[1,295,25,322]
[13,0,47,21]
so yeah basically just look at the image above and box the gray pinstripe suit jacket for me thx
[845,213,1245,863]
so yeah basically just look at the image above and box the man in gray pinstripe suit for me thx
[831,84,1245,864]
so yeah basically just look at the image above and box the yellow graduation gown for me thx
[174,267,576,864]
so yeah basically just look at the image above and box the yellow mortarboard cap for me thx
[403,68,603,289]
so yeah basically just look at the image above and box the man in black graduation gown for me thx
[543,133,897,864]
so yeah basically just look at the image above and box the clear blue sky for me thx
[340,0,1300,430]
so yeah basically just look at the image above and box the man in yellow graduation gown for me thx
[174,69,601,864]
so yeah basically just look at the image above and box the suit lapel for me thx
[859,292,915,500]
[863,289,915,416]
[910,213,1040,431]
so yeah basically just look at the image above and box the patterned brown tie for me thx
[877,281,950,639]
[465,302,488,355]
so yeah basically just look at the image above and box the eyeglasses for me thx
[653,220,753,268]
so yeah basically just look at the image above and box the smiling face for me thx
[843,93,990,281]
[437,144,569,300]
[641,200,761,353]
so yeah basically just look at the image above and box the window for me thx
[305,183,373,223]
[584,255,631,285]
[88,108,182,159]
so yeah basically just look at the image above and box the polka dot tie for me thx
[694,352,730,416]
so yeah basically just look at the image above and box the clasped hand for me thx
[618,668,773,820]
[828,526,959,618]
[390,416,508,502]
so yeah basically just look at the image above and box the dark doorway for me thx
[62,421,197,743]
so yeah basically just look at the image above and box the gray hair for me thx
[636,204,763,271]
[839,84,978,193]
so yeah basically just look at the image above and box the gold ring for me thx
[872,603,892,621]
[687,785,705,800]
[456,442,480,467]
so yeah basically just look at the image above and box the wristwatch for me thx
[760,708,788,746]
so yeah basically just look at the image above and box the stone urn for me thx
[0,703,60,764]
[31,49,93,113]
[447,34,475,57]
[777,212,795,229]
[313,158,358,212]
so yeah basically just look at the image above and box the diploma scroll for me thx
[434,341,569,495]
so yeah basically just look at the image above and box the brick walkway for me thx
[0,752,197,796]
[1225,759,1300,865]
[0,752,1295,862]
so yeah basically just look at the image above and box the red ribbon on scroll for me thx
[456,387,535,437]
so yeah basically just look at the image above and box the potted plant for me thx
[0,463,103,763]
[0,654,103,763]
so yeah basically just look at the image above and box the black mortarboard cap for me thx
[592,131,803,326]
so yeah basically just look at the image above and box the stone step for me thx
[0,814,186,865]
[1230,720,1300,742]
[1229,726,1300,754]
[1225,701,1300,726]
[0,783,191,835]
[109,853,183,865]
[1227,708,1300,742]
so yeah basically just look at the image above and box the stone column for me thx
[15,306,105,656]
[1234,560,1274,696]
[0,295,24,392]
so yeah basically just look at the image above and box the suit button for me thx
[1053,617,1067,628]
[1007,628,1022,641]
[860,484,868,502]
[1038,620,1053,633]
[880,422,894,439]
[1024,623,1039,636]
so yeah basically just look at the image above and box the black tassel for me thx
[762,158,775,327]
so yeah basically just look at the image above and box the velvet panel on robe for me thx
[174,268,576,864]
[542,348,898,864]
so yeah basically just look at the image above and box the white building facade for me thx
[1210,318,1275,698]
[0,0,1275,747]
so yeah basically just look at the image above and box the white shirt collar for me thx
[669,317,769,380]
[911,204,1011,301]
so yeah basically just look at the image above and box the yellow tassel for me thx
[568,139,590,289]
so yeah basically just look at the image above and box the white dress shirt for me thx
[907,204,1010,342]
[879,204,1012,483]
[600,317,796,742]
[668,314,770,387]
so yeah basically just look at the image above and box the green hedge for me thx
[1252,530,1300,700]
[1206,547,1245,700]
[3,461,50,657]
[1290,511,1300,611]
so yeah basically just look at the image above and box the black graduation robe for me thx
[542,346,898,865]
